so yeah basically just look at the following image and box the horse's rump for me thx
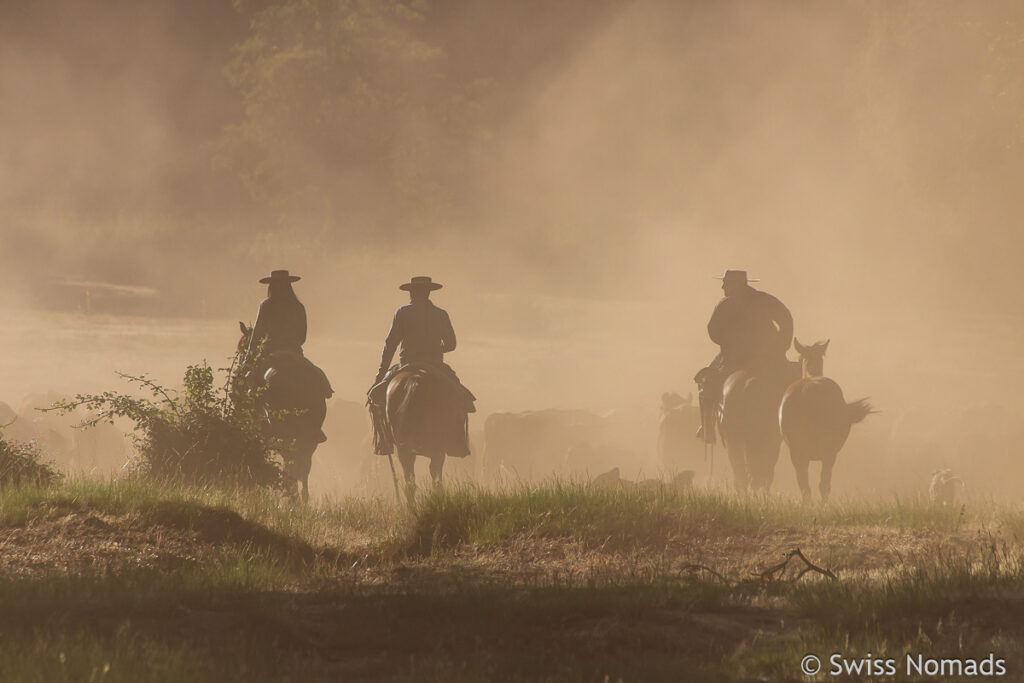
[720,363,796,490]
[386,369,467,458]
[264,352,333,399]
[262,352,329,443]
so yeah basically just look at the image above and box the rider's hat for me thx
[400,275,443,291]
[713,269,759,284]
[259,269,301,284]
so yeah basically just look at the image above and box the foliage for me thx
[48,352,284,491]
[215,0,497,236]
[0,431,62,489]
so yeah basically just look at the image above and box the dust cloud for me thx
[1,0,1022,499]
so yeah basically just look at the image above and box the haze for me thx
[2,0,1022,498]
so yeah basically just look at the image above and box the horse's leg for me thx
[760,435,783,493]
[728,441,748,492]
[296,441,314,503]
[791,449,812,501]
[397,447,417,505]
[281,439,301,500]
[750,444,773,493]
[819,455,835,503]
[429,452,445,488]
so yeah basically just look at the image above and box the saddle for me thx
[367,362,475,412]
[263,351,334,400]
[366,362,473,457]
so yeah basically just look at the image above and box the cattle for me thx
[484,409,629,483]
[72,415,129,474]
[887,403,1024,500]
[656,392,704,474]
[564,440,633,480]
[929,469,964,506]
[0,401,37,444]
[308,398,374,496]
[590,467,695,492]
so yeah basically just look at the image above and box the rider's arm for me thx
[770,297,794,353]
[440,310,456,353]
[377,309,403,377]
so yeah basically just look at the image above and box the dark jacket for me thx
[249,296,307,356]
[379,300,456,370]
[707,287,792,369]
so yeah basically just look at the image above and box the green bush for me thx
[49,352,284,491]
[0,433,62,488]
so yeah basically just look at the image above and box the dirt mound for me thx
[0,504,320,578]
[0,511,199,577]
[141,502,318,564]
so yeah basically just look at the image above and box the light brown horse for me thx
[779,339,874,502]
[385,367,466,504]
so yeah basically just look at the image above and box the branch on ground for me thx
[754,548,838,584]
[679,548,838,588]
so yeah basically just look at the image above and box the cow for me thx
[484,409,617,483]
[590,467,695,492]
[656,392,704,474]
[929,469,964,506]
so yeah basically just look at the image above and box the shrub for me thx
[0,432,62,488]
[48,351,284,491]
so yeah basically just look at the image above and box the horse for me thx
[779,339,875,502]
[719,359,800,493]
[237,322,331,501]
[383,366,467,504]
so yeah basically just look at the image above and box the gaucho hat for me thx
[713,269,759,284]
[259,269,301,284]
[400,275,443,291]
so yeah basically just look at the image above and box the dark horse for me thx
[383,366,467,504]
[779,339,874,502]
[237,322,331,501]
[718,360,800,493]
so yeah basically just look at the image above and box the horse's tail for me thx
[845,398,877,425]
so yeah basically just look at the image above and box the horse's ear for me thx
[822,339,830,354]
[793,338,806,355]
[239,321,248,334]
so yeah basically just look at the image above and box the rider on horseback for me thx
[695,269,793,442]
[246,270,333,438]
[368,276,475,456]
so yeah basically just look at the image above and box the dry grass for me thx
[0,479,1022,681]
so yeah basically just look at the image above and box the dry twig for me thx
[678,548,837,588]
[755,548,837,583]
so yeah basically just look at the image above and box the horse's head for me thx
[793,338,829,378]
[237,321,253,355]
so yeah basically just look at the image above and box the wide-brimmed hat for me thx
[712,269,759,284]
[259,269,301,284]
[400,276,443,291]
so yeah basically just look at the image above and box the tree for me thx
[217,0,492,240]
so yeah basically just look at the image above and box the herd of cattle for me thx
[0,391,127,473]
[4,387,1021,504]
